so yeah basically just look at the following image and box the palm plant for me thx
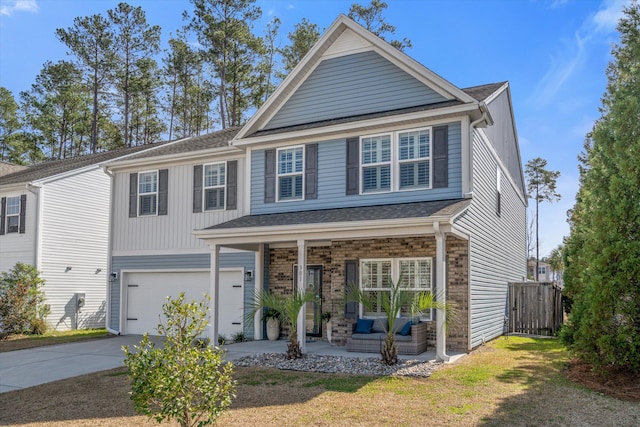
[345,277,457,365]
[247,289,317,359]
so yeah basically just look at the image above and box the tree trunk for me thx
[535,188,540,282]
[381,333,398,365]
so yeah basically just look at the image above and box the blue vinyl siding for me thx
[251,121,462,215]
[109,252,255,337]
[454,131,526,349]
[264,51,449,130]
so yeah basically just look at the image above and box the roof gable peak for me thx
[233,14,476,143]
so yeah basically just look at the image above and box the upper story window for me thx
[204,162,226,210]
[277,146,304,201]
[398,129,430,189]
[6,196,20,233]
[361,134,391,192]
[360,127,432,194]
[360,257,433,319]
[138,171,158,216]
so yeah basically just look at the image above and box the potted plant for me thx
[262,309,280,341]
[321,311,332,344]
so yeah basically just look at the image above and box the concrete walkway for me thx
[0,335,460,393]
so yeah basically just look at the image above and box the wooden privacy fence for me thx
[508,282,563,336]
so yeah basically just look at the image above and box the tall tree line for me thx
[0,0,409,164]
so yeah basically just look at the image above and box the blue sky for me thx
[0,0,632,258]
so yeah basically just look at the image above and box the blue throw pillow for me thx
[355,318,374,334]
[399,321,412,336]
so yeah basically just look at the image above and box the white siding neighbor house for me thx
[0,148,151,331]
[191,15,527,358]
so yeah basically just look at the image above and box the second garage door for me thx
[125,270,244,337]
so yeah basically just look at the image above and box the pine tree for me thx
[525,157,561,280]
[56,14,115,153]
[0,87,22,162]
[279,18,319,77]
[108,3,161,147]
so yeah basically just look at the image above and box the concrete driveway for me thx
[0,335,145,393]
[0,335,446,394]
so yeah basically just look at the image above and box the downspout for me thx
[26,184,42,269]
[465,102,493,198]
[434,221,450,362]
[102,167,120,336]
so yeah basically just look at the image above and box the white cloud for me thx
[591,0,630,33]
[0,0,39,16]
[529,0,629,108]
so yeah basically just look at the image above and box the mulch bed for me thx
[564,358,640,402]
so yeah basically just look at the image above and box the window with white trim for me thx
[204,162,225,210]
[6,196,20,233]
[277,146,304,201]
[138,171,158,216]
[360,127,432,193]
[398,129,430,189]
[361,134,391,192]
[360,258,433,319]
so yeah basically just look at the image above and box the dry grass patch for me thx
[0,329,110,353]
[1,336,639,426]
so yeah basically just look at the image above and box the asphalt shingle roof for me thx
[116,127,242,161]
[0,144,158,186]
[205,198,468,230]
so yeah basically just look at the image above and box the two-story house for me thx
[103,129,256,339]
[0,148,151,331]
[193,15,527,359]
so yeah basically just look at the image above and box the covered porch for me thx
[194,199,471,361]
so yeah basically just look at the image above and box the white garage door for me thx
[125,270,244,337]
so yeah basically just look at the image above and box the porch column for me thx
[254,244,264,340]
[297,239,307,353]
[434,222,450,362]
[210,244,220,346]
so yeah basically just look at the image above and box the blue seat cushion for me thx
[399,320,412,336]
[355,318,374,334]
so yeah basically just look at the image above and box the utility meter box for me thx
[75,293,86,310]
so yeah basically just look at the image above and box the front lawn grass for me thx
[1,336,639,426]
[0,328,110,352]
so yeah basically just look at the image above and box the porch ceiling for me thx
[194,199,470,247]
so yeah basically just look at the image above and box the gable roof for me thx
[233,14,480,143]
[0,144,158,187]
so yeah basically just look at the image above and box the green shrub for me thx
[0,263,49,335]
[231,331,246,343]
[123,293,235,427]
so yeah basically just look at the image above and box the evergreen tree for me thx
[0,87,22,162]
[348,0,411,51]
[562,1,640,373]
[186,0,262,128]
[279,18,319,77]
[56,14,115,153]
[525,157,560,280]
[163,33,216,139]
[108,2,161,147]
[19,60,91,159]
